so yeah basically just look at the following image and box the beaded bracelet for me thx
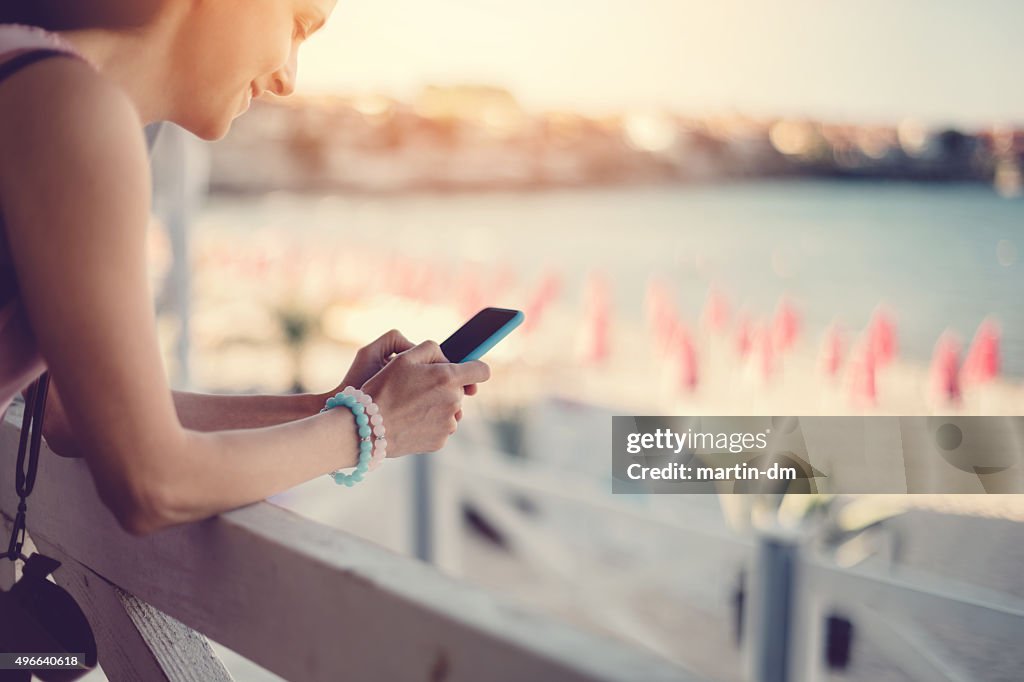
[320,386,387,486]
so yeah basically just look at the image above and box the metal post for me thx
[745,529,798,682]
[412,455,433,563]
[150,123,208,390]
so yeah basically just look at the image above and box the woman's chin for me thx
[176,111,234,142]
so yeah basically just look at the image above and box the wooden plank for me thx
[32,534,232,682]
[439,452,753,552]
[0,416,695,682]
[801,555,1024,642]
[858,609,971,682]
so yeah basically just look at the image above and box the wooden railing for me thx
[0,407,696,681]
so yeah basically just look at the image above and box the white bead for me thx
[342,386,357,396]
[376,438,388,451]
[357,394,372,405]
[365,403,379,415]
[370,414,384,426]
[373,424,386,437]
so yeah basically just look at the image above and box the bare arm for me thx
[0,59,486,536]
[0,61,355,534]
[40,383,327,458]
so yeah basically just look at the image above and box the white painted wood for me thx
[857,610,970,682]
[32,534,232,682]
[0,415,695,682]
[432,452,466,576]
[801,554,1024,641]
[438,451,754,552]
[117,589,234,681]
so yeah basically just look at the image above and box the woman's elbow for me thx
[99,471,183,537]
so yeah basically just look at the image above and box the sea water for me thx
[201,179,1024,376]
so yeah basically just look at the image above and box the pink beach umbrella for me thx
[643,277,668,327]
[702,288,731,334]
[457,264,486,317]
[418,262,444,304]
[820,323,845,378]
[644,278,676,352]
[491,266,517,301]
[583,273,611,365]
[772,298,800,352]
[756,324,776,381]
[523,271,562,333]
[674,324,699,393]
[868,307,897,366]
[654,309,679,356]
[961,319,1000,385]
[929,332,962,404]
[847,339,877,406]
[735,314,753,359]
[656,310,678,355]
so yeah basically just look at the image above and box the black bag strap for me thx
[6,372,49,561]
[0,48,74,85]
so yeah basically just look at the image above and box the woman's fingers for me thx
[374,328,415,360]
[400,340,448,364]
[452,360,490,386]
[464,383,478,396]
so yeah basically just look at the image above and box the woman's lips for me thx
[239,84,258,115]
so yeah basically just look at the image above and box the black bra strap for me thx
[0,48,72,86]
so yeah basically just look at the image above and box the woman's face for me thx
[174,0,335,140]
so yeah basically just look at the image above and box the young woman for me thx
[0,1,490,535]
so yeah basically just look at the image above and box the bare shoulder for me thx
[0,56,149,199]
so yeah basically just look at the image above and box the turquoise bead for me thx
[321,392,380,489]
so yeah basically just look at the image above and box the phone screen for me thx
[440,308,521,362]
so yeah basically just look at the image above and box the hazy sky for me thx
[298,0,1022,126]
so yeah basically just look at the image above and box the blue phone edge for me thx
[459,310,525,362]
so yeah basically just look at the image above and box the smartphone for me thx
[440,307,525,363]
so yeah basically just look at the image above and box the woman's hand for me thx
[333,329,482,417]
[336,329,415,392]
[362,341,490,457]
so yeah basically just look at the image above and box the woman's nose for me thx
[270,52,298,97]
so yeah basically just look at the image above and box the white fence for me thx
[6,399,1024,681]
[422,445,1024,681]
[0,407,696,681]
